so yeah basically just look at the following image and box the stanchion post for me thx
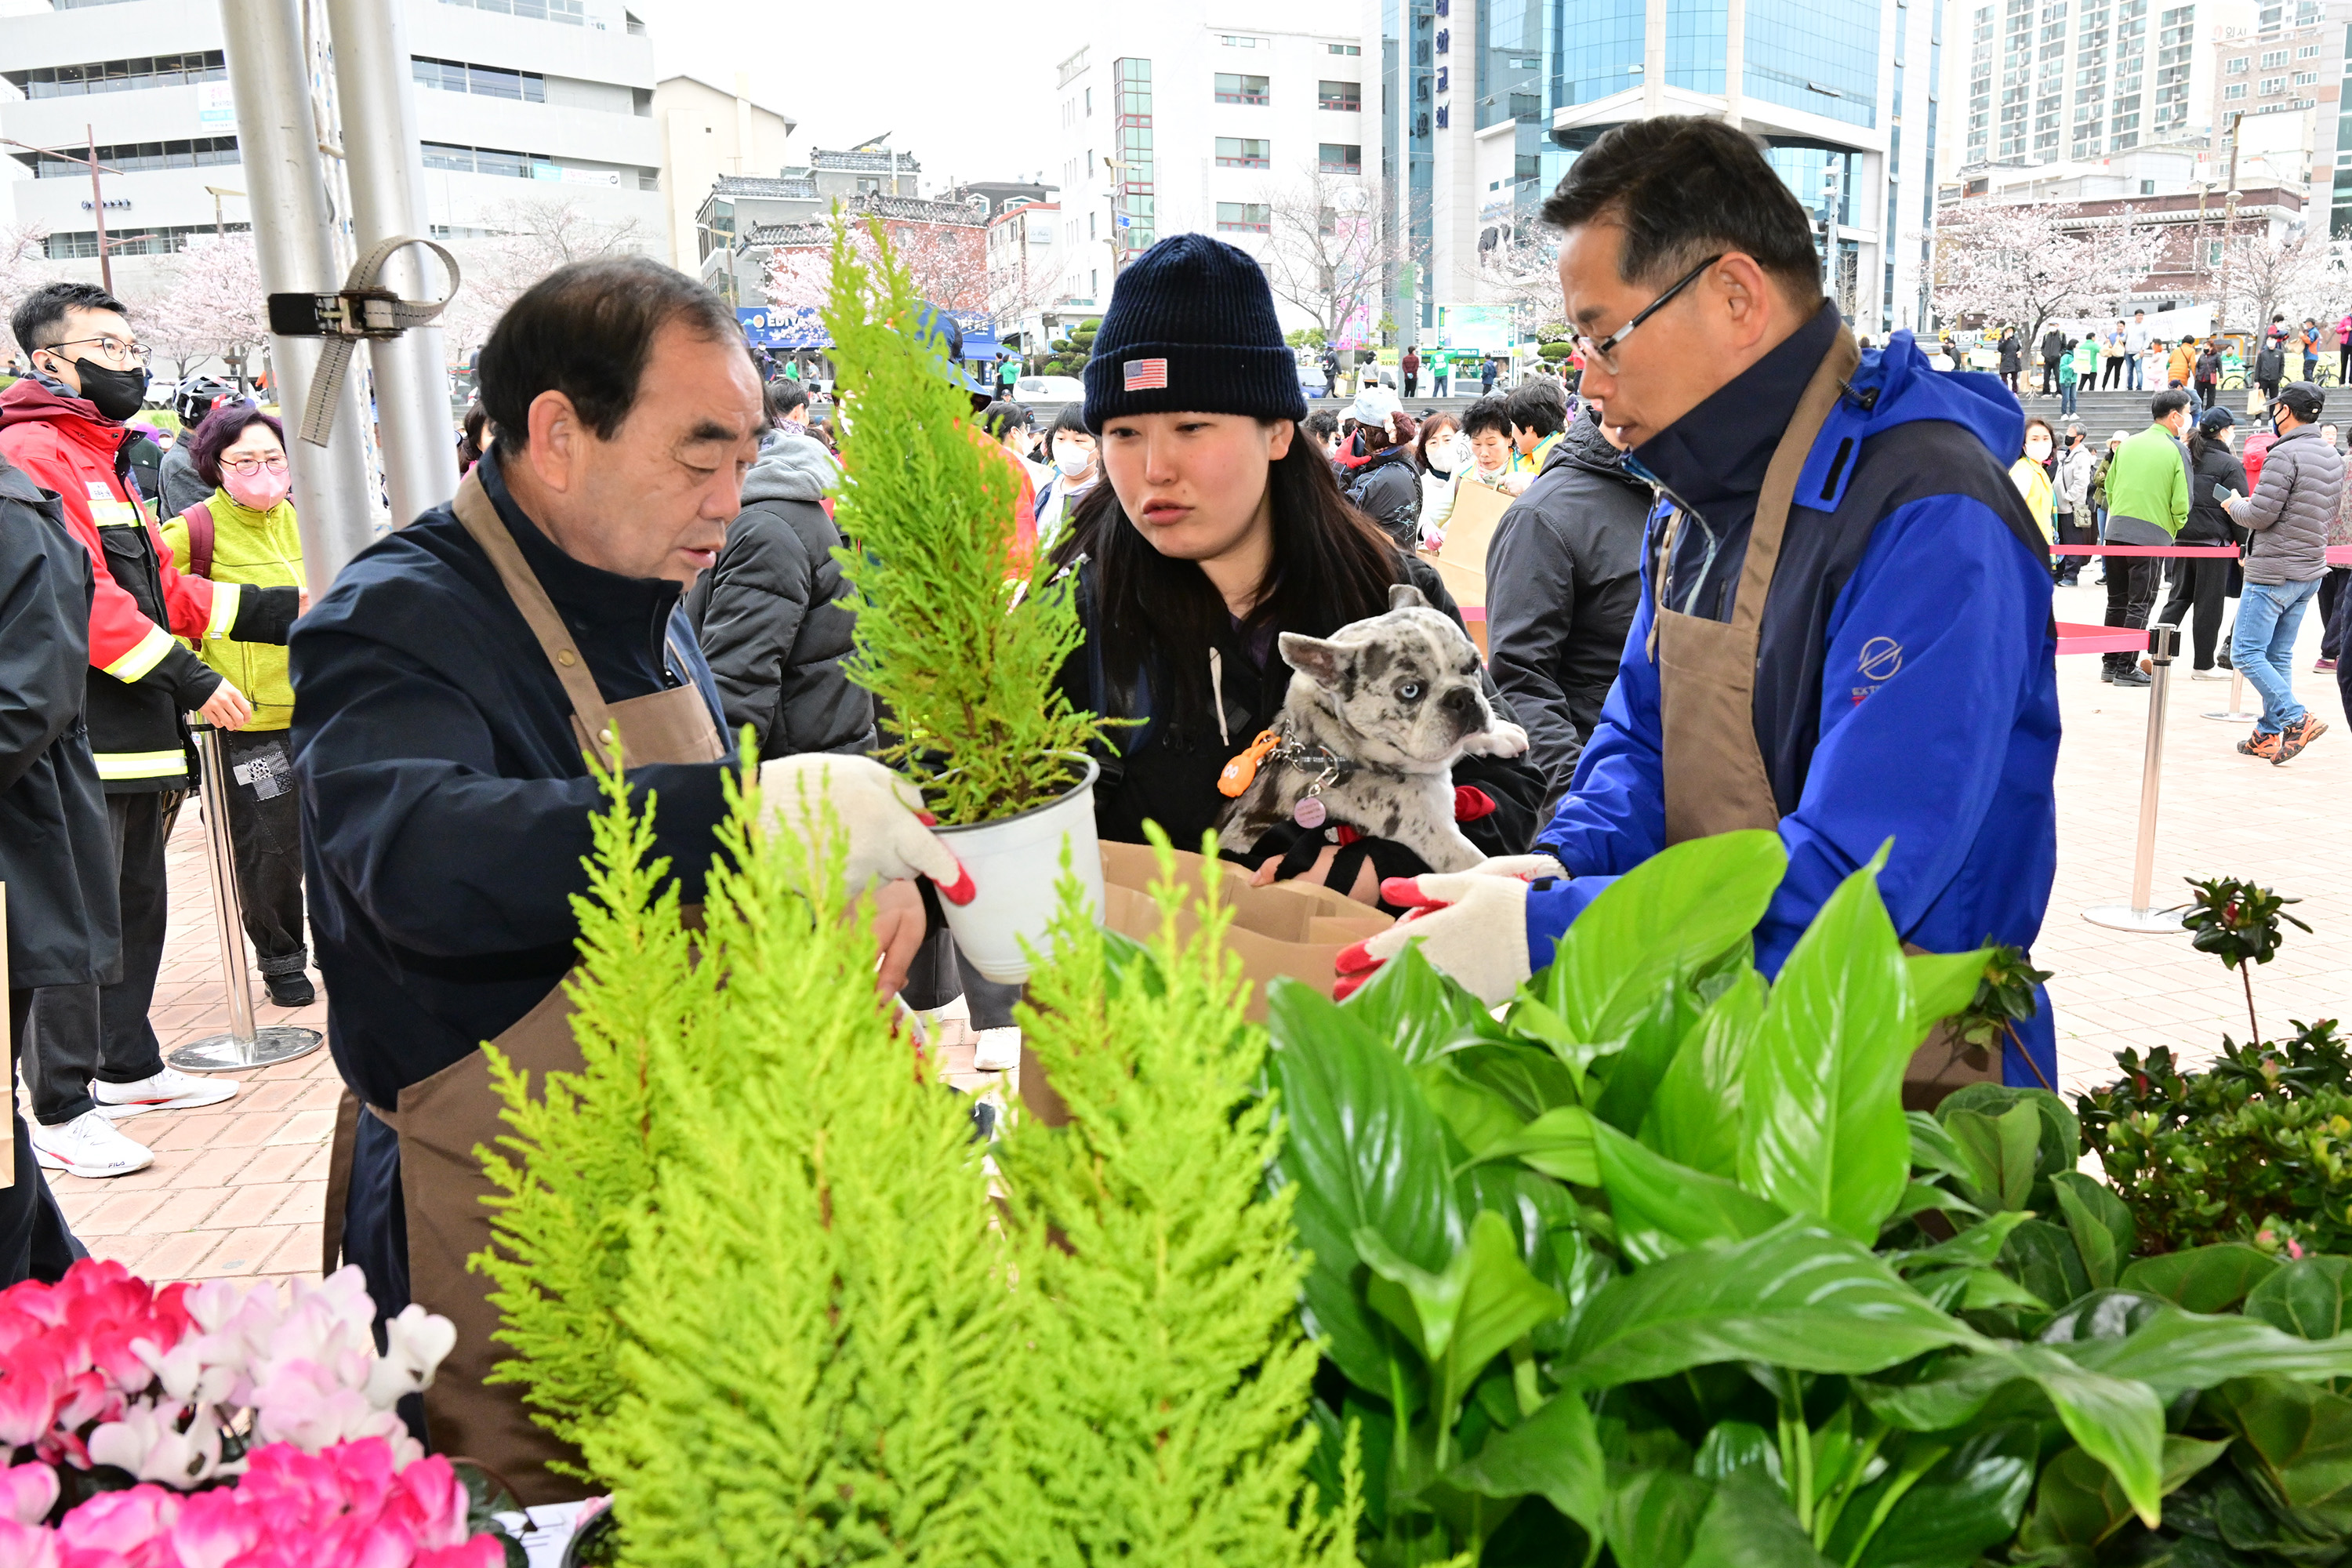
[2086,622,2188,933]
[168,724,322,1073]
[2203,661,2260,723]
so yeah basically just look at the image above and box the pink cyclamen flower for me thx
[0,1520,56,1568]
[52,1485,180,1568]
[0,1465,57,1529]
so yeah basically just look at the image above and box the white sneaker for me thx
[2190,669,2233,681]
[971,1028,1022,1073]
[93,1066,239,1120]
[30,1111,153,1179]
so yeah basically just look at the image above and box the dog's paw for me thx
[1462,720,1530,758]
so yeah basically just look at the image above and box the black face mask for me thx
[50,355,148,423]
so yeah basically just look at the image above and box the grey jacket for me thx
[158,439,212,519]
[1484,412,1650,815]
[2053,443,2095,517]
[2231,423,2343,585]
[682,434,875,758]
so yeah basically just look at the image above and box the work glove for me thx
[1333,856,1565,1005]
[756,754,975,905]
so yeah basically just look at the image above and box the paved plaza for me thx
[41,579,2351,1286]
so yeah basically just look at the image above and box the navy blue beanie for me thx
[1082,234,1309,431]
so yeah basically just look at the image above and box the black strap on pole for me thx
[265,234,461,448]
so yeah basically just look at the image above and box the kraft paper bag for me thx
[1017,844,1393,1127]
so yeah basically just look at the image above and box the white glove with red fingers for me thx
[1334,855,1565,1005]
[755,754,975,906]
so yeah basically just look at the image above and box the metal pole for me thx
[168,727,320,1073]
[86,125,111,297]
[220,0,380,593]
[325,0,458,530]
[2202,659,2260,722]
[2087,622,2188,932]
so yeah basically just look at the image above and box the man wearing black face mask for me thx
[0,283,298,1180]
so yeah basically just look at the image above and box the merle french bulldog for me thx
[1215,584,1530,873]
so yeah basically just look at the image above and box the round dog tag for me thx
[1293,795,1327,829]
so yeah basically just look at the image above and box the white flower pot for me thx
[932,756,1103,983]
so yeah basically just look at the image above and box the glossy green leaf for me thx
[2060,1305,2352,1400]
[1906,1112,1979,1192]
[1265,978,1461,1399]
[1449,1039,1583,1121]
[1682,1471,1835,1567]
[1417,1061,1528,1166]
[1358,1209,1566,1433]
[1904,947,1993,1036]
[1592,1119,1787,1265]
[1909,1265,2047,1312]
[2015,1434,2233,1550]
[1504,994,1617,1095]
[2118,1242,2280,1312]
[1937,1084,2081,1179]
[2246,1255,2352,1341]
[1446,1389,1604,1535]
[1944,1102,2040,1213]
[1560,1218,1984,1390]
[1602,1468,1712,1568]
[1738,855,1915,1241]
[1341,941,1504,1065]
[1998,1218,2091,1316]
[1693,1420,1778,1483]
[1537,829,1785,1046]
[2051,1171,2136,1292]
[1826,1421,2038,1568]
[1466,1105,1599,1187]
[1893,1209,2033,1275]
[1592,967,1704,1136]
[2205,1373,2352,1534]
[1642,969,1766,1181]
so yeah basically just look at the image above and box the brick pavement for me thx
[43,582,2352,1283]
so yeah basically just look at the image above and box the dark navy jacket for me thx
[1527,312,2061,1082]
[291,450,731,1110]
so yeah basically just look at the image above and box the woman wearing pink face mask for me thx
[160,405,318,1008]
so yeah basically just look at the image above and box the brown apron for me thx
[322,472,724,1502]
[1646,329,1998,1108]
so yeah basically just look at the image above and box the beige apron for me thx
[1646,329,1998,1108]
[323,472,723,1501]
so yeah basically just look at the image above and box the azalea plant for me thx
[0,1259,513,1568]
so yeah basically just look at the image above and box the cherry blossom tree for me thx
[761,210,988,315]
[438,196,653,361]
[145,234,267,388]
[1933,200,2168,346]
[0,223,53,361]
[1475,223,1566,336]
[1258,165,1417,347]
[2219,229,2340,339]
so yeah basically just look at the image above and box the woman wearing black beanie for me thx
[1049,234,1545,902]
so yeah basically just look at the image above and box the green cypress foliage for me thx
[822,220,1112,826]
[992,829,1361,1566]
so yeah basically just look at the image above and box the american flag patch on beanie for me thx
[1123,358,1168,390]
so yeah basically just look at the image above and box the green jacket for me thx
[2103,423,2191,539]
[161,490,303,731]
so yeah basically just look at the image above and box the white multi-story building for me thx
[2,0,664,294]
[1049,7,1370,335]
[1951,0,2247,177]
[2205,0,2351,236]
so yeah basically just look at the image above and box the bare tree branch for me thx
[1258,162,1414,344]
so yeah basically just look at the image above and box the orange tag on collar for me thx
[1218,729,1281,797]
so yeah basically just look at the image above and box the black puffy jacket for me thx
[0,458,121,989]
[683,435,875,760]
[1344,445,1423,551]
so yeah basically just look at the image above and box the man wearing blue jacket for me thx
[1339,116,2060,1087]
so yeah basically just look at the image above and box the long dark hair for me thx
[1051,430,1403,731]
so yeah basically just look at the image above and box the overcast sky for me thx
[634,0,1062,191]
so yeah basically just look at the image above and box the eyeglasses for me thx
[223,455,289,478]
[41,335,149,367]
[1573,252,1726,376]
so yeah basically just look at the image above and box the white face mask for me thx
[1054,445,1094,479]
[2024,438,2053,461]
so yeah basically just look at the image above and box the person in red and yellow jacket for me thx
[0,282,296,1180]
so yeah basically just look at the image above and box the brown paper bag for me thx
[1020,844,1392,1127]
[1419,478,1515,656]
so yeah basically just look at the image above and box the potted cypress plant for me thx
[822,221,1116,980]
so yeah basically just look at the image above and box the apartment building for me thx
[2205,0,2351,235]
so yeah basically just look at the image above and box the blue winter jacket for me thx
[1524,320,2062,1082]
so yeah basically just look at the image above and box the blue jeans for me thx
[2232,577,2323,733]
[2126,355,2143,390]
[2060,383,2078,414]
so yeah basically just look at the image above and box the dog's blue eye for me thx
[1399,682,1422,702]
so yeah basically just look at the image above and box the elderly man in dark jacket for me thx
[0,455,112,1283]
[683,427,873,758]
[1485,401,1650,815]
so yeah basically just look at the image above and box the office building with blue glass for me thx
[1370,0,1944,340]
